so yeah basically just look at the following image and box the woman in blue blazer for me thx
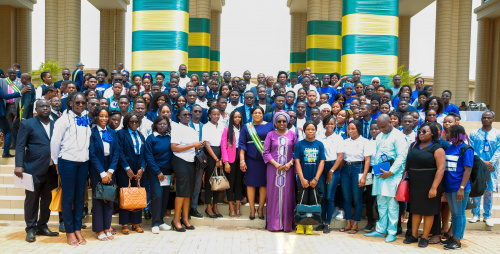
[116,112,146,235]
[89,107,120,241]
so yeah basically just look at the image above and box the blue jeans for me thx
[340,163,364,222]
[472,190,493,218]
[446,189,470,239]
[320,160,341,224]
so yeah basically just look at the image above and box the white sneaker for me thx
[335,210,345,220]
[152,226,160,234]
[159,223,171,231]
[332,207,340,218]
[485,218,494,227]
[469,216,480,223]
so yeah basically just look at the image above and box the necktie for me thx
[132,131,140,154]
[101,130,113,143]
[240,94,244,103]
[364,122,369,138]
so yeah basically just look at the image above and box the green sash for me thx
[73,69,81,81]
[247,123,264,155]
[5,78,20,92]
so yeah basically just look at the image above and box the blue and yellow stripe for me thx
[341,0,399,85]
[305,20,342,77]
[188,18,211,78]
[132,0,189,81]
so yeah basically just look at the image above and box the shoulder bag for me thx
[209,167,230,191]
[119,178,147,211]
[395,171,409,202]
[94,181,117,202]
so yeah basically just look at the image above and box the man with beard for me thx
[50,97,62,121]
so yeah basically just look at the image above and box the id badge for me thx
[484,142,490,152]
[381,154,388,162]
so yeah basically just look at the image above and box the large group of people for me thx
[8,62,499,251]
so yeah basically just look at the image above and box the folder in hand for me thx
[13,173,34,192]
[372,162,391,177]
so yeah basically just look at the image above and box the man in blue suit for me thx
[72,62,84,91]
[186,90,208,124]
[235,91,256,124]
[15,99,59,242]
[0,82,30,157]
[53,69,71,90]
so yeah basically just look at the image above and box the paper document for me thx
[14,173,34,192]
[160,175,172,186]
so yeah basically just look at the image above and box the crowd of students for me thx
[12,64,499,251]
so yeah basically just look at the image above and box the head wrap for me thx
[319,104,331,112]
[273,110,290,128]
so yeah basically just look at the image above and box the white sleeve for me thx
[363,138,374,157]
[35,87,42,100]
[50,117,68,164]
[171,126,181,144]
[201,124,209,142]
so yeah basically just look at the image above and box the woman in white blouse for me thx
[51,92,91,246]
[338,120,373,234]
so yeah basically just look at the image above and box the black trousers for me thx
[205,146,222,205]
[364,184,378,223]
[226,155,243,202]
[147,168,171,227]
[297,186,320,206]
[24,176,57,233]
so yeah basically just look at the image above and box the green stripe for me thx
[341,35,398,56]
[342,0,399,16]
[188,46,210,59]
[210,50,220,61]
[132,31,188,52]
[133,0,189,12]
[290,72,297,77]
[306,48,341,61]
[189,18,211,33]
[307,20,342,35]
[290,52,306,63]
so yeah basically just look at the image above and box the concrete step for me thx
[0,174,14,184]
[0,165,15,174]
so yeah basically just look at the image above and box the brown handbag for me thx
[209,166,230,191]
[119,178,147,211]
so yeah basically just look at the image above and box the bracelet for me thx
[313,178,319,182]
[240,160,245,164]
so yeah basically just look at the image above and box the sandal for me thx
[122,225,130,235]
[66,233,79,246]
[339,227,351,232]
[105,231,114,240]
[75,231,86,245]
[97,233,108,241]
[428,235,441,244]
[110,227,117,235]
[348,228,359,234]
[133,224,144,233]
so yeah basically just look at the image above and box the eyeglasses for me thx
[276,120,287,124]
[426,114,437,117]
[418,130,428,134]
[193,110,202,113]
[74,101,85,106]
[401,96,410,99]
[182,113,192,117]
[415,81,423,84]
[289,115,297,118]
[130,120,139,124]
[286,96,294,99]
[89,102,100,106]
[224,75,231,77]
[366,88,374,91]
[372,81,379,83]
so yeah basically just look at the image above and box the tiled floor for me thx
[0,221,499,254]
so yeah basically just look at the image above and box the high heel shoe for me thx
[171,221,186,232]
[180,220,195,230]
[205,209,217,219]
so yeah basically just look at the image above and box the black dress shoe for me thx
[81,224,87,229]
[2,153,14,158]
[171,221,186,232]
[189,208,203,218]
[35,228,59,236]
[144,209,152,219]
[59,223,65,233]
[205,209,217,219]
[26,231,36,242]
[181,220,195,230]
[259,216,265,220]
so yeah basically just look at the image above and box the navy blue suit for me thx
[89,126,119,233]
[15,117,57,232]
[72,68,84,91]
[0,88,21,155]
[235,105,251,124]
[116,128,146,225]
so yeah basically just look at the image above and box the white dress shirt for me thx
[338,136,373,162]
[195,98,209,109]
[318,133,344,161]
[171,123,198,162]
[97,126,116,177]
[202,121,225,146]
[178,76,190,89]
[51,110,90,164]
[226,102,242,114]
[138,117,153,137]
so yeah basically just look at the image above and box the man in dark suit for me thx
[0,81,30,157]
[15,99,59,242]
[72,62,84,91]
[49,97,62,121]
[18,74,35,121]
[53,69,71,90]
[253,85,273,115]
[235,91,256,124]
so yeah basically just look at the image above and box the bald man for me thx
[365,114,408,243]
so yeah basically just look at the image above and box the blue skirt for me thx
[245,156,266,187]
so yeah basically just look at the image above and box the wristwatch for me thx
[460,185,465,189]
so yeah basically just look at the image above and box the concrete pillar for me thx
[290,13,307,77]
[306,0,342,77]
[210,10,221,75]
[99,9,126,73]
[45,0,81,69]
[0,6,16,70]
[16,8,32,73]
[434,0,472,105]
[398,16,411,71]
[188,0,212,77]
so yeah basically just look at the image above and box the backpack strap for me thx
[459,144,473,157]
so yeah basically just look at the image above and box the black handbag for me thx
[93,182,117,202]
[466,197,477,210]
[195,150,208,170]
[293,187,322,225]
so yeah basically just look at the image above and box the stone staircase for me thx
[1,151,499,231]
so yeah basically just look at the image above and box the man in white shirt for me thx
[103,74,127,99]
[243,70,257,91]
[401,114,416,145]
[226,90,242,114]
[133,101,152,137]
[178,64,190,89]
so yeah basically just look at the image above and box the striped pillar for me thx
[188,0,211,77]
[210,11,221,75]
[398,16,410,71]
[306,0,342,77]
[132,0,189,80]
[290,13,307,77]
[341,0,399,86]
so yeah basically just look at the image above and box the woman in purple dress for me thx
[263,111,298,231]
[239,106,275,220]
